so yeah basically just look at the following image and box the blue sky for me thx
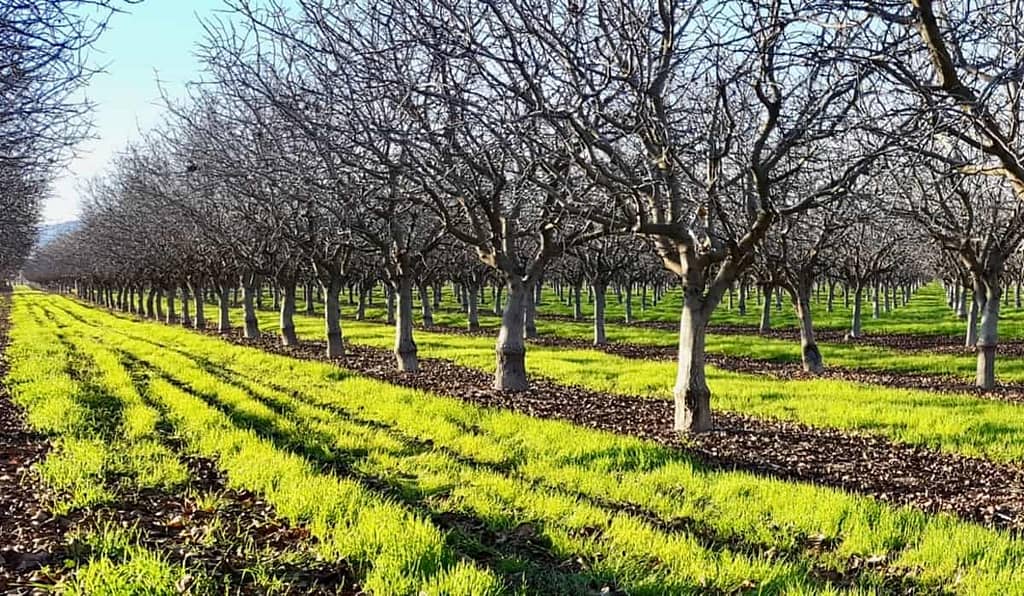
[44,0,224,223]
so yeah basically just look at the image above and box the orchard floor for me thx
[14,289,1024,593]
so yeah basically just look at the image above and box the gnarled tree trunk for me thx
[674,290,711,433]
[495,278,529,392]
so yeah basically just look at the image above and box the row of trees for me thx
[1,1,132,286]
[22,0,1024,432]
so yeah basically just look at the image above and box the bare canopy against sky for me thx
[43,0,218,223]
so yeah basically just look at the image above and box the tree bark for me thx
[180,286,192,328]
[385,285,396,325]
[572,283,583,320]
[793,291,823,374]
[826,281,835,313]
[493,284,504,316]
[165,289,177,324]
[355,287,366,321]
[965,294,979,348]
[145,288,156,319]
[395,276,419,372]
[467,282,480,330]
[305,281,316,315]
[495,278,529,392]
[323,278,344,358]
[976,279,1000,389]
[849,285,864,339]
[217,285,231,332]
[624,283,633,324]
[192,285,205,330]
[737,283,747,316]
[524,288,538,339]
[279,281,298,347]
[957,286,968,319]
[674,291,712,433]
[1017,281,1022,309]
[759,286,772,333]
[418,283,434,328]
[155,289,164,321]
[593,281,607,346]
[242,282,260,339]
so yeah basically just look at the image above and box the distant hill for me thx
[36,220,80,247]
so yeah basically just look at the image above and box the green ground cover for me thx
[23,289,1024,594]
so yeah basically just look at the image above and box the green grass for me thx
[307,283,1024,385]
[25,288,1024,594]
[185,296,1024,465]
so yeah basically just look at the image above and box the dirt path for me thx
[215,330,1024,533]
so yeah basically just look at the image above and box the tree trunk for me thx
[355,287,366,321]
[324,278,344,358]
[145,288,156,319]
[759,286,772,333]
[641,283,648,311]
[1016,282,1022,309]
[872,284,881,319]
[737,283,747,316]
[217,285,231,332]
[279,281,298,347]
[495,278,529,392]
[433,283,443,309]
[624,284,633,324]
[418,283,434,328]
[957,286,968,319]
[966,294,980,349]
[180,286,192,328]
[826,282,835,313]
[385,285,396,325]
[395,277,419,372]
[242,283,260,339]
[305,282,316,315]
[155,289,164,320]
[467,283,480,330]
[976,280,1000,389]
[493,284,503,316]
[593,281,607,346]
[572,283,583,320]
[793,291,823,374]
[166,289,177,323]
[192,285,205,330]
[674,291,712,433]
[524,287,538,339]
[849,286,864,339]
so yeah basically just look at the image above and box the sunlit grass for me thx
[26,288,1024,594]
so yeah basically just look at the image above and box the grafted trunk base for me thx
[495,347,528,392]
[976,345,996,390]
[802,343,824,375]
[395,350,419,373]
[674,385,712,433]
